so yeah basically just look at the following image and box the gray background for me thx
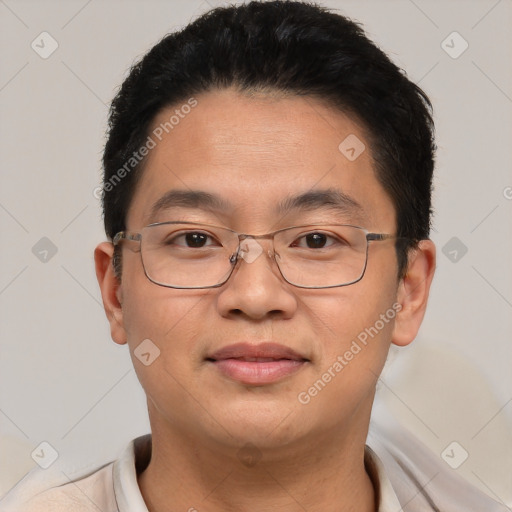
[1,0,511,506]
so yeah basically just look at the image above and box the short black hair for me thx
[102,0,436,280]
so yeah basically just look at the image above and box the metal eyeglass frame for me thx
[112,221,397,289]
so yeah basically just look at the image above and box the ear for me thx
[392,239,436,347]
[94,242,127,345]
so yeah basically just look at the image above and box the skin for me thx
[95,87,436,512]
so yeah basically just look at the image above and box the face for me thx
[96,87,435,456]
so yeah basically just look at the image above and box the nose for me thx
[216,237,298,321]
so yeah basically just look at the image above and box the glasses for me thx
[113,221,396,289]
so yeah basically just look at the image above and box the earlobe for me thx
[392,239,436,347]
[94,242,128,345]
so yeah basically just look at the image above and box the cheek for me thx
[120,285,213,424]
[308,245,398,343]
[307,289,396,364]
[120,256,213,382]
[294,291,397,427]
[123,286,210,351]
[121,251,201,339]
[300,258,399,393]
[120,275,225,433]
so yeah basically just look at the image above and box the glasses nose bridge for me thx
[237,232,277,258]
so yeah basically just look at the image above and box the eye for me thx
[166,231,220,248]
[292,232,342,249]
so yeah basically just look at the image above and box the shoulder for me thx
[368,415,510,512]
[0,462,117,512]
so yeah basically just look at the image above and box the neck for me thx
[137,407,376,512]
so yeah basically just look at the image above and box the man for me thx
[1,1,507,511]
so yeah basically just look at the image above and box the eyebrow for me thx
[148,187,366,223]
[149,190,231,221]
[277,188,366,219]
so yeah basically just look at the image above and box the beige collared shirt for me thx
[0,433,507,511]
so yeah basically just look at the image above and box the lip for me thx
[206,342,309,385]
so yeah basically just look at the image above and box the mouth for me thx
[206,342,309,385]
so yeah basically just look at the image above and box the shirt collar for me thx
[113,435,402,512]
[113,434,151,512]
[365,444,403,511]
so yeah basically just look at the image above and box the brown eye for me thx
[292,232,340,249]
[165,231,220,248]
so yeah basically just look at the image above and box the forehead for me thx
[126,88,395,231]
